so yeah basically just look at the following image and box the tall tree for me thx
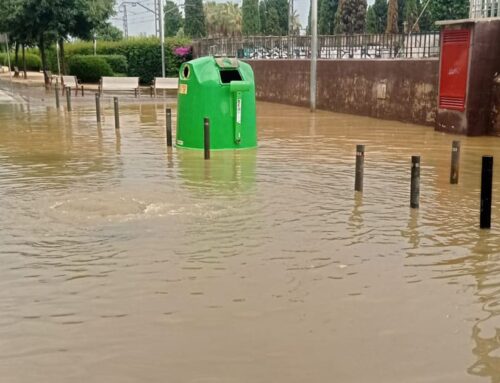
[259,0,288,35]
[259,0,267,34]
[242,0,261,35]
[417,0,433,32]
[366,5,377,33]
[386,0,398,33]
[165,1,183,37]
[404,0,419,32]
[290,9,301,35]
[185,0,206,37]
[95,23,123,41]
[319,0,338,34]
[334,0,367,34]
[265,5,281,35]
[397,0,405,32]
[204,2,242,37]
[373,0,388,33]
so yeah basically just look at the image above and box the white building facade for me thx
[470,0,500,18]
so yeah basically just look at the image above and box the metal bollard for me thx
[480,156,494,229]
[55,83,60,109]
[95,93,101,123]
[166,108,173,147]
[114,97,120,130]
[450,140,461,184]
[66,87,72,111]
[204,117,210,160]
[410,156,420,209]
[355,144,365,192]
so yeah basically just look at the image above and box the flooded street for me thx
[0,85,499,383]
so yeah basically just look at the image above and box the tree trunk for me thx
[386,0,398,34]
[58,38,65,75]
[15,42,19,67]
[22,43,27,79]
[39,34,50,88]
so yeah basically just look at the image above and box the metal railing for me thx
[470,0,500,18]
[193,33,441,60]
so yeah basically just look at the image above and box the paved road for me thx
[0,89,15,103]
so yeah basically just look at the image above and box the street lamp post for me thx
[310,0,318,112]
[159,0,165,77]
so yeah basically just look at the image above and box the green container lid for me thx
[176,56,257,150]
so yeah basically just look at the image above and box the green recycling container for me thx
[176,56,257,150]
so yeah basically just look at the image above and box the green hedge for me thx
[0,52,41,71]
[98,55,128,74]
[50,37,192,84]
[68,55,114,83]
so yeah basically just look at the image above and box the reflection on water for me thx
[0,86,499,382]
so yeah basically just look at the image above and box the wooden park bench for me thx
[150,77,178,97]
[99,76,140,97]
[61,75,84,96]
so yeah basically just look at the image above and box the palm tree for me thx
[290,9,301,35]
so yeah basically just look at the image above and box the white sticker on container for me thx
[236,98,242,124]
[179,84,188,95]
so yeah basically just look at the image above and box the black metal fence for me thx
[193,33,441,59]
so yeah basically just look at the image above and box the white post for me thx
[159,0,166,77]
[56,40,61,76]
[5,37,13,85]
[310,0,318,112]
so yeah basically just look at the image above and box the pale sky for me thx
[111,0,376,37]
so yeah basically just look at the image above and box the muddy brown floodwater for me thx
[0,85,499,383]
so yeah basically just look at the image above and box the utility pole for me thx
[122,4,129,39]
[310,0,318,111]
[160,0,165,77]
[155,0,161,38]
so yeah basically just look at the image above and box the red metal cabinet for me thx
[439,29,471,111]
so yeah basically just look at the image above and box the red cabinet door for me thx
[439,29,471,111]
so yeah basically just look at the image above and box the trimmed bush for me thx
[68,55,114,83]
[98,55,128,74]
[0,52,41,71]
[49,37,192,84]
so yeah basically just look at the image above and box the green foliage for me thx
[95,23,124,41]
[204,2,242,37]
[260,0,288,35]
[429,0,469,25]
[97,55,128,74]
[417,0,433,32]
[0,52,41,70]
[242,0,261,35]
[319,0,338,34]
[68,55,113,83]
[185,0,206,37]
[165,1,183,37]
[397,0,405,32]
[334,0,367,34]
[366,5,377,33]
[404,0,419,32]
[366,0,387,33]
[53,37,191,84]
[259,0,267,34]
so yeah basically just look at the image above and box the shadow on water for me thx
[177,148,257,195]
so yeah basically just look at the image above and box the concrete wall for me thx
[249,59,439,126]
[466,20,500,136]
[492,76,500,136]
